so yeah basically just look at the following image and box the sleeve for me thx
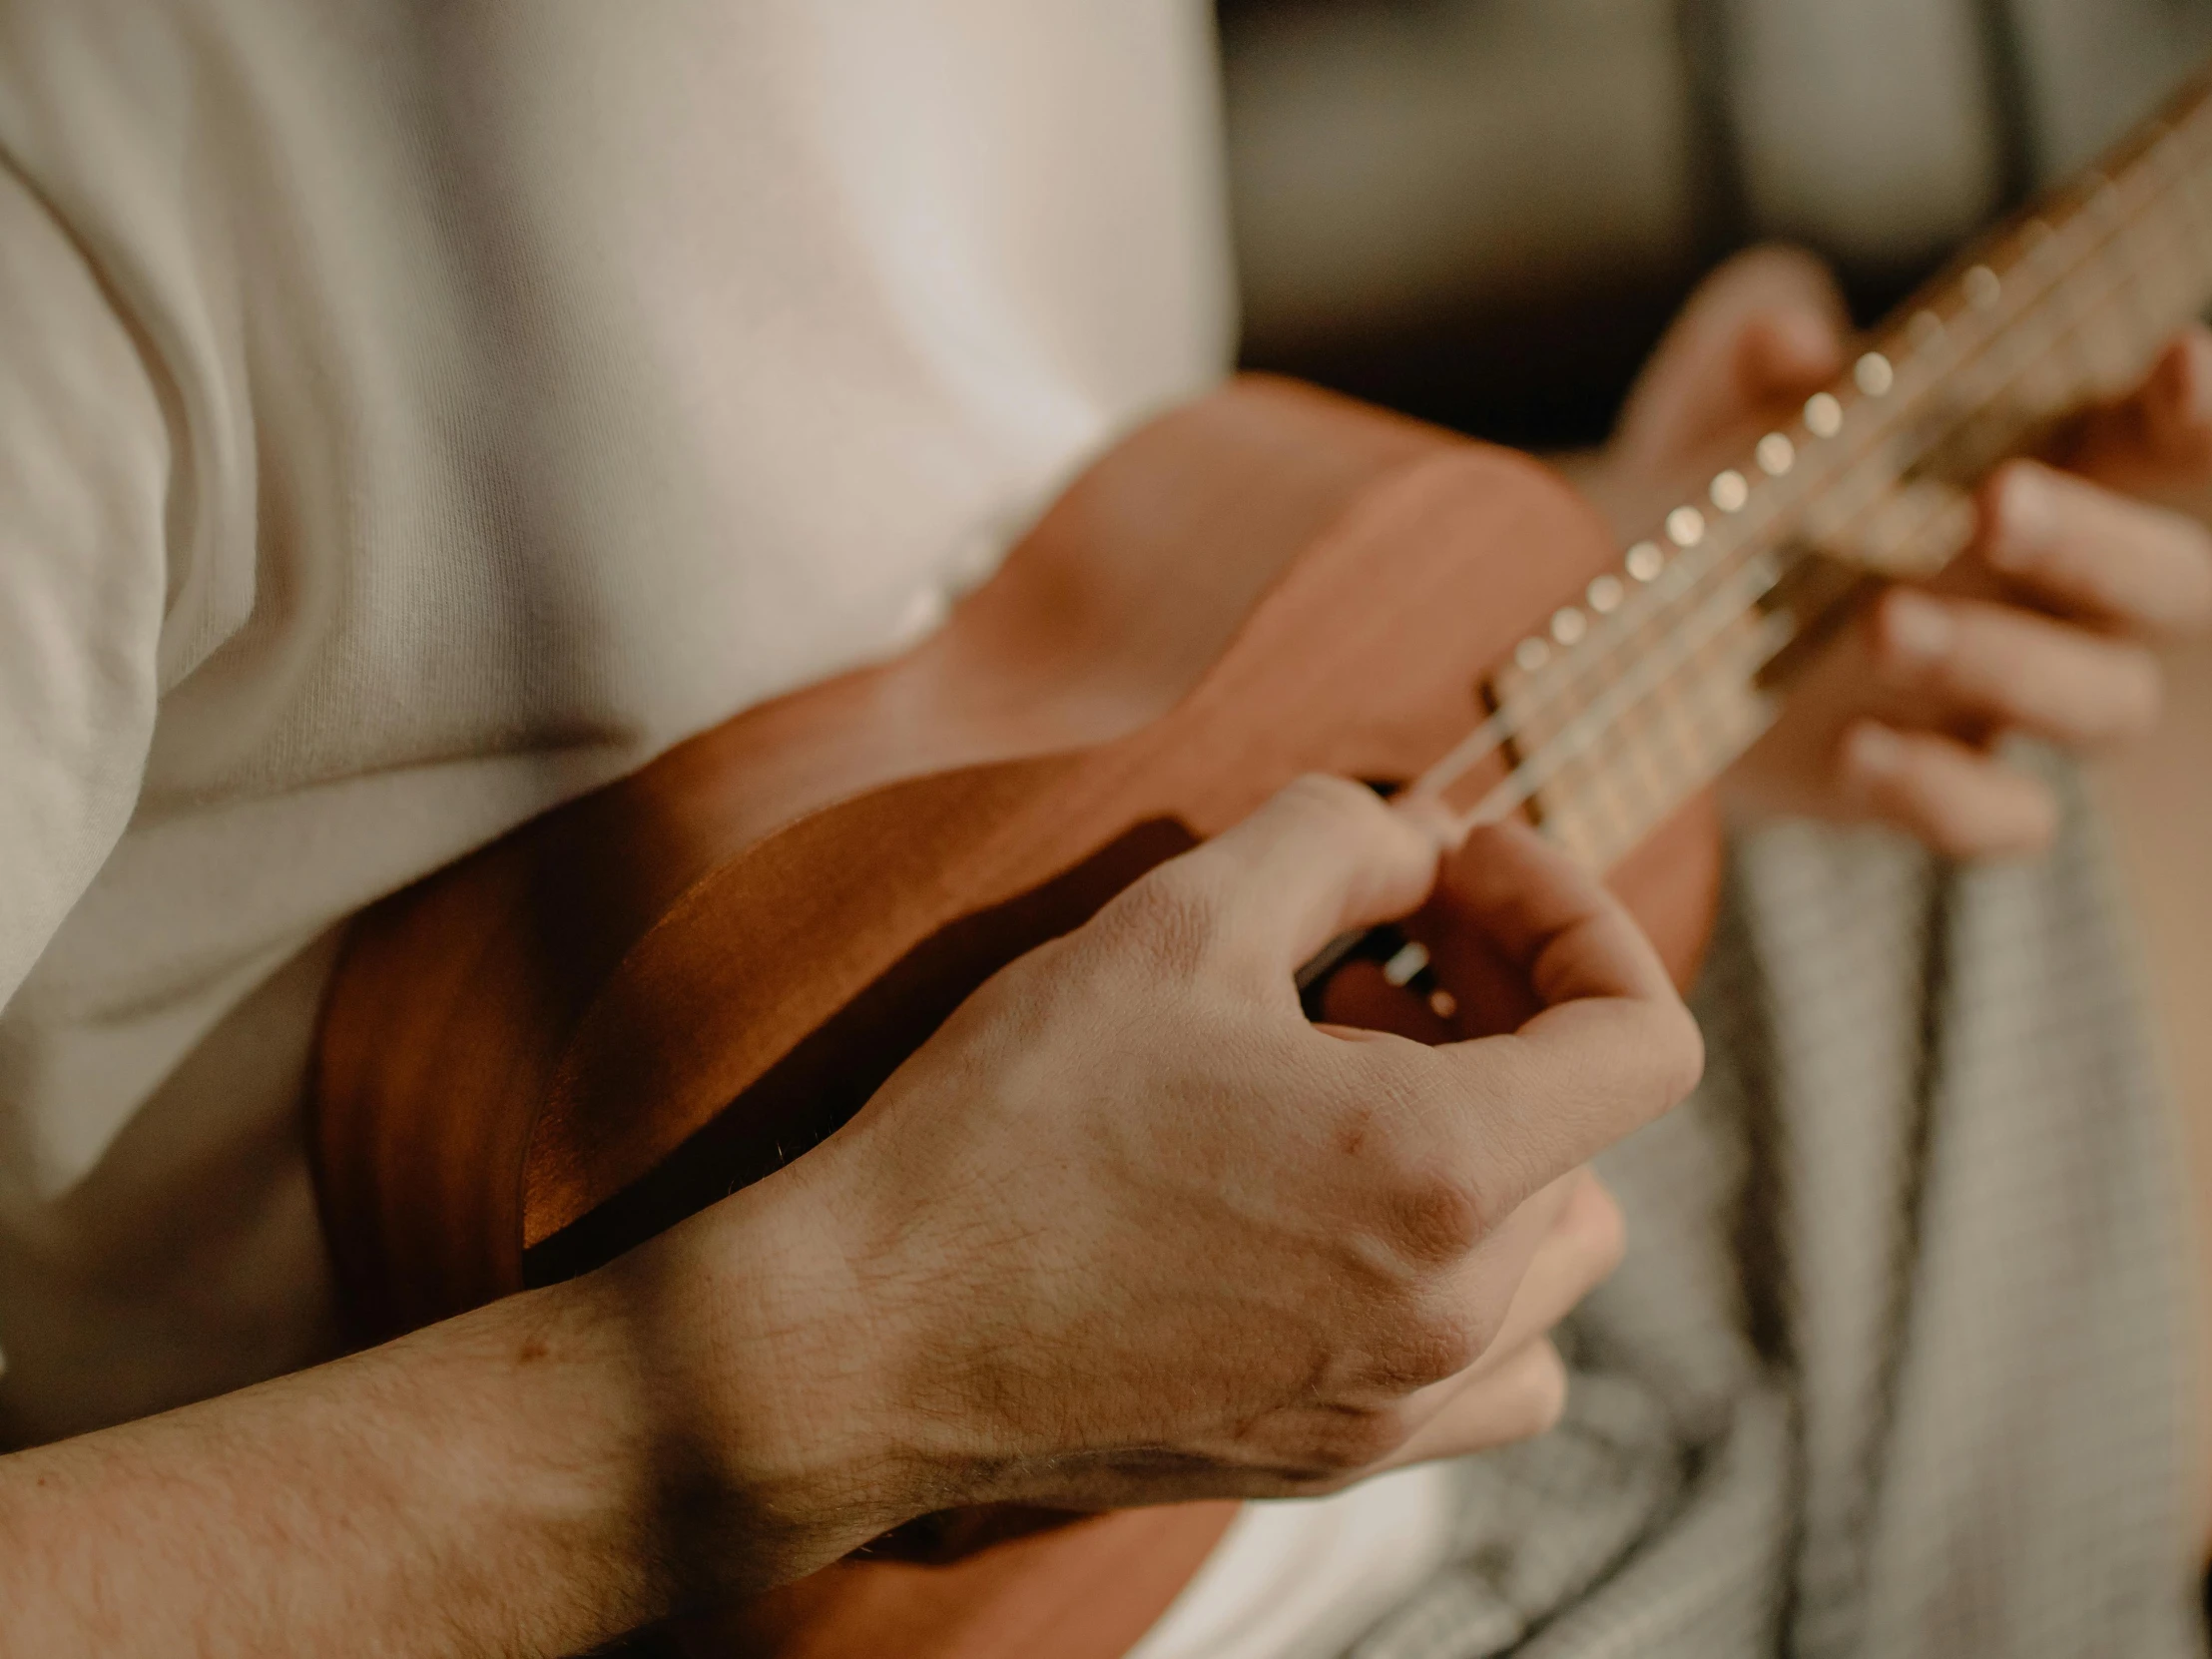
[0,159,172,1016]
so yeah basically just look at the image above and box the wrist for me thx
[574,1153,935,1597]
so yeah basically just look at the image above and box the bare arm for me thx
[0,1249,709,1657]
[0,787,1701,1658]
[0,1158,910,1658]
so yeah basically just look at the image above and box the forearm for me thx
[0,1276,671,1659]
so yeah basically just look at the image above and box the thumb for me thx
[1615,247,1850,467]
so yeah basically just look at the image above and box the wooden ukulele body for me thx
[310,375,1722,1657]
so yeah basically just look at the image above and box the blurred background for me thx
[1214,0,2212,1331]
[1220,0,2212,445]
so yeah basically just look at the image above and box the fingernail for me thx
[1987,466,2056,570]
[1848,722,1905,778]
[1883,590,1952,664]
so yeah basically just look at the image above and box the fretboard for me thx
[1418,60,2212,870]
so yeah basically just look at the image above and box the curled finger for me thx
[2064,328,2212,496]
[1870,588,2164,749]
[1370,822,1703,1204]
[1841,721,2058,859]
[1377,1340,1571,1469]
[1977,462,2212,636]
[1428,819,1679,1010]
[1451,1169,1624,1375]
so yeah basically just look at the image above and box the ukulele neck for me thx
[1419,64,2212,872]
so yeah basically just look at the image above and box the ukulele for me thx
[309,60,2212,1659]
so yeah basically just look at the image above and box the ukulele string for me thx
[1437,241,2175,844]
[1297,89,2212,1003]
[1441,140,2201,822]
[1399,110,2212,845]
[1568,109,2212,764]
[1441,240,2184,841]
[1490,98,2211,794]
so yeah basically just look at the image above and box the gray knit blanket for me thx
[1347,760,2205,1658]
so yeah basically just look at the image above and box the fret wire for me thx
[1458,602,1797,840]
[2149,127,2212,324]
[1553,77,2212,810]
[1430,550,1722,818]
[2159,121,2212,288]
[1658,632,1733,813]
[1580,613,1700,861]
[2173,114,2212,292]
[2111,180,2157,377]
[2131,144,2190,331]
[2016,223,2075,416]
[1490,215,2051,765]
[1573,632,1701,861]
[1533,628,1641,866]
[1430,556,1793,830]
[1539,564,1716,855]
[1723,213,2184,697]
[1523,246,2164,837]
[1616,615,1782,865]
[1583,648,1687,853]
[2129,159,2191,358]
[1547,610,1777,869]
[1608,139,2177,660]
[2085,185,2135,389]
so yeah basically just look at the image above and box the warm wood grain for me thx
[309,375,1722,1655]
[695,1504,1244,1659]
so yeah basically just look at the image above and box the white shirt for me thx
[0,0,1232,1438]
[0,4,1445,1649]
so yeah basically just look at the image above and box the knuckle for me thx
[1868,592,1951,685]
[1609,1002,1706,1119]
[1949,631,2036,713]
[1496,1344,1571,1441]
[1989,460,2054,552]
[1861,596,1908,671]
[1375,1306,1487,1388]
[1297,1404,1413,1476]
[1357,1063,1516,1256]
[1990,458,2042,509]
[1380,1169,1496,1268]
[1096,860,1228,979]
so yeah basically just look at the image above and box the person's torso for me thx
[0,0,1234,1440]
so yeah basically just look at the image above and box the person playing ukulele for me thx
[0,8,2205,1656]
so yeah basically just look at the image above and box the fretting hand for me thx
[1591,247,2212,857]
